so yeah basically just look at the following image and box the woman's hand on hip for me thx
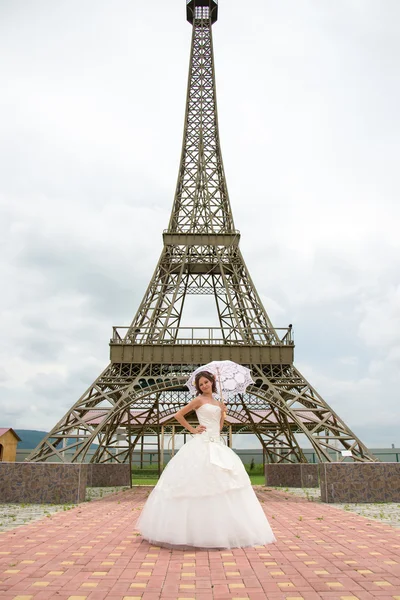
[193,425,206,434]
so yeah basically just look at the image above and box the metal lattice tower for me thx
[28,0,376,466]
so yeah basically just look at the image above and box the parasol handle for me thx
[216,367,227,418]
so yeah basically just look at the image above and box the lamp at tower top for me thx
[186,0,218,25]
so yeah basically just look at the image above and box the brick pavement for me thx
[1,487,400,600]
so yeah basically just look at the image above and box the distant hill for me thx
[15,430,48,450]
[15,429,98,450]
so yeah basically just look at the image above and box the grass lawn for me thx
[133,478,158,485]
[249,474,265,485]
[132,470,265,487]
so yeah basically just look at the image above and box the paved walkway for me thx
[0,488,129,532]
[273,488,400,529]
[2,488,400,533]
[1,487,400,600]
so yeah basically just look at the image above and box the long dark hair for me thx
[194,371,217,395]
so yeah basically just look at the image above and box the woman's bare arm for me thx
[219,401,226,431]
[175,397,205,434]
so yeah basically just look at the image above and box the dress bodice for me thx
[195,403,221,438]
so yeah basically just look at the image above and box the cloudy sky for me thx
[1,0,399,449]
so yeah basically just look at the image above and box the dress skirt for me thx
[136,422,276,549]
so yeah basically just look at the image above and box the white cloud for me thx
[358,284,400,349]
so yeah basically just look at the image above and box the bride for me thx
[136,370,276,549]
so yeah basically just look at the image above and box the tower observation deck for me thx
[187,0,218,25]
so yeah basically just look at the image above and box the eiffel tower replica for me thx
[29,0,375,466]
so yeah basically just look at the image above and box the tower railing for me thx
[111,326,294,346]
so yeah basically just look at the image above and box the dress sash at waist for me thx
[200,432,235,472]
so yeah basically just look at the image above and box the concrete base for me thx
[320,462,400,503]
[87,463,131,487]
[265,463,319,487]
[0,462,88,504]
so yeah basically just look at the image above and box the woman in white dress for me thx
[136,371,276,549]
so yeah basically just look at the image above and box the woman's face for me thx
[198,376,213,394]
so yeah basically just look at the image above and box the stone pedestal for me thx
[265,463,319,487]
[0,462,88,504]
[320,462,400,503]
[87,463,131,487]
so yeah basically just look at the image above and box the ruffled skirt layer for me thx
[136,435,275,549]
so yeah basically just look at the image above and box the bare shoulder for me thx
[188,396,203,409]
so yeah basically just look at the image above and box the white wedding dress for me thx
[136,403,276,549]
